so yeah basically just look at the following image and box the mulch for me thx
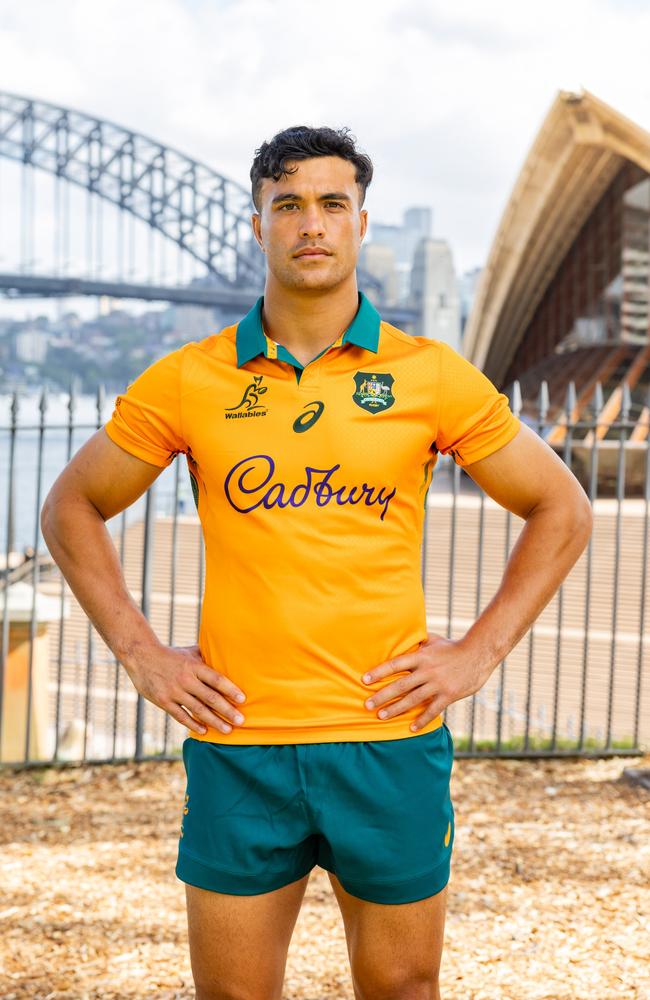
[1,750,648,999]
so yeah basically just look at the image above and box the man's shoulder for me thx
[183,321,238,359]
[378,320,446,357]
[170,323,236,373]
[167,323,239,397]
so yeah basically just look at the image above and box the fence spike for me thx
[593,381,604,412]
[96,383,105,423]
[565,380,576,414]
[10,389,19,426]
[538,379,549,419]
[38,383,49,420]
[621,380,631,420]
[68,376,77,418]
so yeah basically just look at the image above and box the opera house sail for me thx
[463,89,650,495]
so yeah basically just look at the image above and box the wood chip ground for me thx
[1,751,648,999]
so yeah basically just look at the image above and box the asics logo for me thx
[293,401,324,433]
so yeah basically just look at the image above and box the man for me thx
[41,125,593,1000]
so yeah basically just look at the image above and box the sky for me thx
[1,0,650,319]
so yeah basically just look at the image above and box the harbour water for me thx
[0,390,194,555]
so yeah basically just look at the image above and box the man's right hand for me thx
[125,642,247,735]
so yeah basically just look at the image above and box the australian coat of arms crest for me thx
[352,371,395,412]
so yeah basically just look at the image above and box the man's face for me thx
[251,156,368,292]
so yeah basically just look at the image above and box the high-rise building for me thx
[403,207,433,240]
[358,243,400,306]
[370,207,433,263]
[409,238,461,349]
[368,207,433,302]
[458,267,483,339]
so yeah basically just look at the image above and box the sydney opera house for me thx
[463,89,650,495]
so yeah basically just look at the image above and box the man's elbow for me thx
[41,482,99,541]
[575,494,594,543]
[529,482,594,539]
[560,491,593,547]
[40,490,63,548]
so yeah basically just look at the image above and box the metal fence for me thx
[1,377,648,768]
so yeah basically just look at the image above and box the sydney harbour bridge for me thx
[0,90,416,327]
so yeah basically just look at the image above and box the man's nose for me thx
[299,206,325,238]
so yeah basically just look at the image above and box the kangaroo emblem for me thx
[226,375,268,411]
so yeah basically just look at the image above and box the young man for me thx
[41,126,593,1000]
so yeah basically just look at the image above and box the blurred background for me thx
[1,0,649,766]
[1,5,649,1000]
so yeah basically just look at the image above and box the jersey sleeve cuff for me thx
[103,418,174,468]
[455,412,522,468]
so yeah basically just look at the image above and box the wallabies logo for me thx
[226,375,268,412]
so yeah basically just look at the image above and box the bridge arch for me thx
[0,89,264,286]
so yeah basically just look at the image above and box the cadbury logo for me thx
[224,454,396,521]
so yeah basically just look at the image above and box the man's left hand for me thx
[361,631,489,731]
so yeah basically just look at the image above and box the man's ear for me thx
[251,213,265,252]
[359,208,368,243]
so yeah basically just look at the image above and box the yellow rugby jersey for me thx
[104,291,521,745]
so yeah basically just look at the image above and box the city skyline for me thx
[1,0,649,316]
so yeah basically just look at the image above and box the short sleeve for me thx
[103,346,187,468]
[434,341,521,467]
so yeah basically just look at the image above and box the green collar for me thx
[235,290,381,368]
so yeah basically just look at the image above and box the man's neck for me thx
[261,276,360,367]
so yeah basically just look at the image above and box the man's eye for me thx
[279,203,298,210]
[326,201,344,208]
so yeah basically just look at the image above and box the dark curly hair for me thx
[250,125,373,212]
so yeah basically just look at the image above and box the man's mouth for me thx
[294,247,332,258]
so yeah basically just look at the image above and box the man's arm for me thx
[40,429,247,735]
[362,422,594,729]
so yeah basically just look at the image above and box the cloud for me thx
[1,0,650,281]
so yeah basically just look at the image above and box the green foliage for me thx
[453,733,637,753]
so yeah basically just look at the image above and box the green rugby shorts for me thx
[175,721,455,905]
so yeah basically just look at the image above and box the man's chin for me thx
[272,266,351,293]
